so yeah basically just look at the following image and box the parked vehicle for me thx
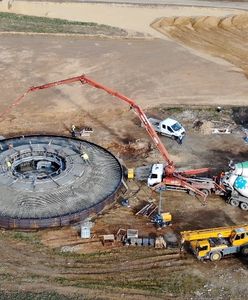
[222,161,248,210]
[148,117,185,143]
[181,224,248,261]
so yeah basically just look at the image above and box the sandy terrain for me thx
[0,0,243,37]
[1,35,248,137]
[152,14,248,77]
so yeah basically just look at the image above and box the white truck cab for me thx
[147,163,164,187]
[148,117,185,142]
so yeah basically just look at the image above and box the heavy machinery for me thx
[1,74,219,202]
[151,212,172,228]
[222,161,248,210]
[181,224,248,261]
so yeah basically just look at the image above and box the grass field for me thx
[0,12,127,36]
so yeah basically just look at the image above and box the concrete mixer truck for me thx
[222,161,248,210]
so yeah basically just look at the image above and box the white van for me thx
[148,117,185,142]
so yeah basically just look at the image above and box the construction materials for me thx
[125,229,139,246]
[81,220,94,239]
[127,229,139,239]
[222,161,248,210]
[147,117,185,143]
[127,168,134,179]
[151,212,172,228]
[212,127,232,134]
[102,234,115,246]
[136,202,157,217]
[135,196,171,228]
[116,228,127,241]
[181,224,248,261]
[155,236,167,248]
[164,232,178,248]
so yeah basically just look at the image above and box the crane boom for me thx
[1,74,174,172]
[181,224,248,243]
[79,75,174,172]
[1,73,214,201]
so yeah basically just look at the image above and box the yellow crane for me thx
[181,224,248,261]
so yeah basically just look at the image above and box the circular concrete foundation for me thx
[0,135,124,229]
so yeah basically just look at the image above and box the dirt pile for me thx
[107,139,152,159]
[194,120,213,135]
[151,14,248,75]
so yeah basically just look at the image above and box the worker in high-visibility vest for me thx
[81,151,89,163]
[6,161,12,169]
[71,124,76,137]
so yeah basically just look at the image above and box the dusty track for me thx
[0,231,194,299]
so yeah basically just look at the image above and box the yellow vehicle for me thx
[152,212,172,228]
[181,224,248,261]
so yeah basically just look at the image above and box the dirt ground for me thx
[1,35,248,135]
[1,9,248,300]
[152,13,248,77]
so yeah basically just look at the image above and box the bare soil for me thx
[0,31,248,299]
[152,14,248,77]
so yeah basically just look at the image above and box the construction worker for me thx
[71,125,76,137]
[81,151,89,164]
[6,160,12,170]
[177,136,183,145]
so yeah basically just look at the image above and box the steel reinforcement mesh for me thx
[0,135,124,229]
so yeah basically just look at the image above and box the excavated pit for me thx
[0,135,124,229]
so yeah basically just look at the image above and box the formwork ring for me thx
[0,135,124,229]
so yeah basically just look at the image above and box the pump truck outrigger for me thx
[1,74,223,202]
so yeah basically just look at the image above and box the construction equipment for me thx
[181,224,248,261]
[148,117,185,143]
[222,161,248,210]
[2,74,216,202]
[135,201,172,228]
[151,212,172,228]
[151,190,172,228]
[147,163,164,187]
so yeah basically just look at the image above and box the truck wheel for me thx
[210,251,222,261]
[201,189,210,196]
[240,202,248,211]
[241,246,248,256]
[230,199,239,207]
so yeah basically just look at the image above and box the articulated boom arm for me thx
[181,224,248,243]
[1,74,213,202]
[79,76,174,172]
[1,74,174,172]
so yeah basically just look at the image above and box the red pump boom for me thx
[1,74,212,201]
